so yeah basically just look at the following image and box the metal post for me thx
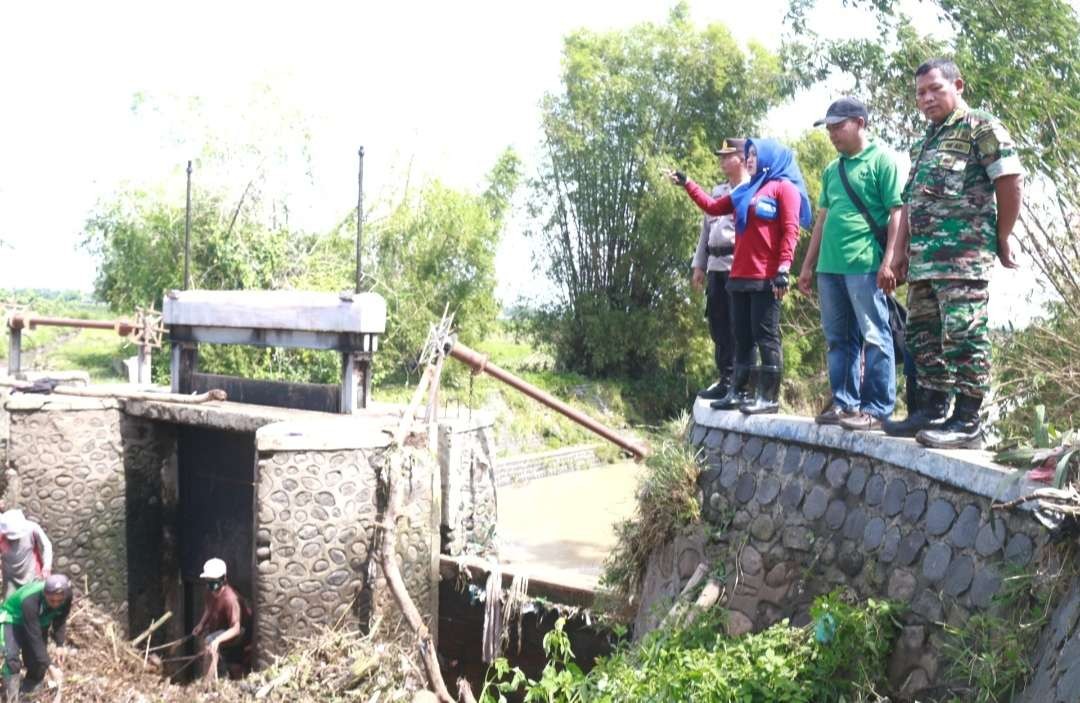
[356,147,364,293]
[7,326,21,377]
[137,343,152,385]
[184,160,192,290]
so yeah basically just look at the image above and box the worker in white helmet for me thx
[0,511,53,598]
[191,558,252,681]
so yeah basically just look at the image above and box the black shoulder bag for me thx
[836,160,908,364]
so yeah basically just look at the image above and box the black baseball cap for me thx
[813,97,869,126]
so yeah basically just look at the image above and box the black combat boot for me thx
[740,365,781,415]
[917,394,983,449]
[5,673,20,703]
[697,373,731,401]
[904,373,920,414]
[711,365,752,410]
[882,388,949,437]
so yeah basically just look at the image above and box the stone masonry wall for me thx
[6,400,131,612]
[637,411,1047,700]
[254,445,440,663]
[495,445,599,487]
[439,421,498,557]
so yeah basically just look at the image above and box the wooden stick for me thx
[379,453,454,703]
[659,563,708,630]
[0,379,227,405]
[146,634,192,653]
[682,578,724,628]
[131,611,172,648]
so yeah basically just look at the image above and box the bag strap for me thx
[837,159,887,252]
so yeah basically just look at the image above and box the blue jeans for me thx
[818,273,895,418]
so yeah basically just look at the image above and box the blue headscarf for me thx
[730,138,813,235]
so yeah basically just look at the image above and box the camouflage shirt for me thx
[902,101,1024,281]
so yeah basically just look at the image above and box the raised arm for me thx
[683,180,734,217]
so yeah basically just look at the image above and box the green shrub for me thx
[480,593,902,703]
[600,423,702,600]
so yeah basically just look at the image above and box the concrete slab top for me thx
[122,397,403,435]
[162,289,387,334]
[692,400,1041,505]
[4,394,119,412]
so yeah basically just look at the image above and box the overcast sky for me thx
[0,0,1047,325]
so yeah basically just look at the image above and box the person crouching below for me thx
[1,574,73,702]
[191,558,252,681]
[667,138,813,414]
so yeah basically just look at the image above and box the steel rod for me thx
[184,160,192,290]
[448,341,649,460]
[7,314,135,335]
[356,146,365,293]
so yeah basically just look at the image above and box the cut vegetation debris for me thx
[48,593,428,702]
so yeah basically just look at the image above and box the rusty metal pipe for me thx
[7,314,135,336]
[448,341,649,460]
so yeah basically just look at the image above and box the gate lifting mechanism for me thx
[5,308,165,383]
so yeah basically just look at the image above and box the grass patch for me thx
[599,413,701,600]
[939,562,1063,702]
[45,329,130,381]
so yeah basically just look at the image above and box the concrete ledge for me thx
[4,395,119,412]
[256,418,395,452]
[439,555,595,608]
[692,399,1040,505]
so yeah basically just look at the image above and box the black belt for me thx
[707,244,734,257]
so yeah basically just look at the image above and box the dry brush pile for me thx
[36,595,427,703]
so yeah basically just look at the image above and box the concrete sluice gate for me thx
[2,395,451,666]
[0,290,500,669]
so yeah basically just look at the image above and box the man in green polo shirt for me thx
[798,97,903,430]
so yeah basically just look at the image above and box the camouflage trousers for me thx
[906,279,990,399]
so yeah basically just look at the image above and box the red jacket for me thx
[684,179,801,280]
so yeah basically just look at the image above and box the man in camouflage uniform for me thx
[883,58,1024,448]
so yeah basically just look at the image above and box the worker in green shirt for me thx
[1,575,72,702]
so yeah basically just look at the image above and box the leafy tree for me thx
[301,149,522,382]
[82,189,303,313]
[82,148,520,386]
[529,3,785,381]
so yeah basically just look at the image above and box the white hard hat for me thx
[200,558,227,580]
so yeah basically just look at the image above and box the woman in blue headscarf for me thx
[667,138,812,414]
